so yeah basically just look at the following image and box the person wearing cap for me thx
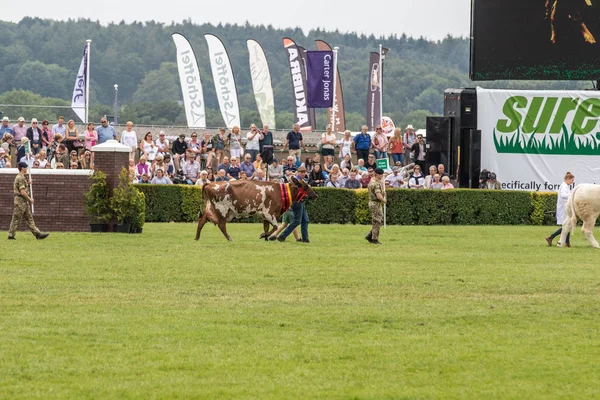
[296,166,308,182]
[366,168,386,245]
[96,117,117,144]
[26,118,43,155]
[403,125,417,166]
[385,166,405,188]
[0,117,14,137]
[17,137,30,163]
[8,162,49,240]
[12,117,27,143]
[155,131,170,157]
[171,134,188,172]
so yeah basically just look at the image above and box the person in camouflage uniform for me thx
[366,167,387,245]
[8,162,49,240]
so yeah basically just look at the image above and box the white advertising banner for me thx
[71,45,87,122]
[205,34,241,129]
[477,87,600,191]
[172,33,206,129]
[247,39,276,129]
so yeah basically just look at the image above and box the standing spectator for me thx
[373,125,389,160]
[340,153,353,171]
[214,127,227,165]
[54,144,69,169]
[96,117,117,144]
[17,137,30,163]
[431,174,443,189]
[309,163,325,186]
[47,133,62,163]
[217,156,231,176]
[155,131,169,157]
[240,153,256,178]
[188,132,202,160]
[424,165,438,189]
[171,134,188,172]
[339,130,353,159]
[84,122,98,151]
[259,124,273,154]
[140,132,157,162]
[389,127,404,165]
[120,121,137,161]
[403,125,417,166]
[64,119,78,154]
[52,116,67,140]
[12,117,27,143]
[441,176,455,190]
[365,154,377,170]
[40,120,52,150]
[26,118,42,155]
[321,124,337,158]
[228,125,244,160]
[245,124,261,162]
[135,156,150,180]
[151,168,172,184]
[201,131,215,169]
[338,168,350,187]
[356,158,367,173]
[228,157,241,180]
[409,165,425,189]
[268,159,283,182]
[352,125,372,163]
[438,164,449,178]
[0,117,14,137]
[385,167,405,188]
[411,134,426,172]
[345,171,362,189]
[182,151,200,184]
[282,123,305,161]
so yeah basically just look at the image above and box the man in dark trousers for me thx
[352,125,372,164]
[410,134,427,172]
[277,177,311,243]
[8,162,49,240]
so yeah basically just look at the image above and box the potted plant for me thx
[111,167,137,233]
[127,189,146,234]
[84,170,113,232]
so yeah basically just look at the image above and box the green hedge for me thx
[135,184,559,226]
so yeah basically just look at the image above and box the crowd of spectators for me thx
[0,116,460,191]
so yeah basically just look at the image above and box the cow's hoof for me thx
[259,233,267,239]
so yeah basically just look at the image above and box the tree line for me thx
[0,18,587,130]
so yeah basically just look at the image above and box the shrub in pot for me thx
[84,170,113,232]
[111,167,137,233]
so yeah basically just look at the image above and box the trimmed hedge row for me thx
[135,185,559,226]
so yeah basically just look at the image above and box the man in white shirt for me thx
[245,124,261,162]
[385,167,405,188]
[155,131,169,157]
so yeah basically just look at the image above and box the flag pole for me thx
[378,44,383,128]
[85,39,91,124]
[27,153,34,214]
[331,47,339,132]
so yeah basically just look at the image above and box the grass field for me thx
[1,223,599,399]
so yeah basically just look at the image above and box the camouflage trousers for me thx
[369,201,383,240]
[8,197,40,238]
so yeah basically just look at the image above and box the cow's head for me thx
[290,176,318,200]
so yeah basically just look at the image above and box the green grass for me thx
[1,223,600,399]
[493,126,600,155]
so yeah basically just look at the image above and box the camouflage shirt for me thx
[368,178,383,202]
[13,173,28,197]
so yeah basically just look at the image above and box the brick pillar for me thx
[92,140,131,192]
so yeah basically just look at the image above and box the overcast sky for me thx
[4,0,471,40]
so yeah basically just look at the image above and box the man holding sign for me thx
[7,162,49,240]
[365,167,386,245]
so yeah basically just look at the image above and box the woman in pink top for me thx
[373,125,389,160]
[84,122,98,150]
[441,176,455,190]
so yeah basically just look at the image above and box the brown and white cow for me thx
[559,184,600,248]
[195,177,318,241]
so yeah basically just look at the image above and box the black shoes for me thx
[301,239,310,243]
[277,237,285,242]
[36,233,49,240]
[7,236,16,240]
[268,235,277,241]
[296,238,303,242]
[371,240,382,245]
[365,232,372,242]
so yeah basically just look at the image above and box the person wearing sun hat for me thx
[366,167,387,244]
[403,124,417,166]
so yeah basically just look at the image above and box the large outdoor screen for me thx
[471,0,600,80]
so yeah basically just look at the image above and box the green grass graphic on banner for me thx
[493,126,600,155]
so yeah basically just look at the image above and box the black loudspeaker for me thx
[425,117,451,169]
[261,146,274,165]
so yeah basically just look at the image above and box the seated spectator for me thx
[17,137,29,161]
[136,156,150,179]
[0,148,8,168]
[431,174,443,189]
[55,162,65,169]
[217,156,231,176]
[128,159,136,181]
[171,134,188,171]
[151,168,172,184]
[163,153,175,178]
[302,156,315,174]
[408,165,425,189]
[282,156,297,175]
[356,158,367,173]
[54,143,69,169]
[361,168,373,188]
[32,159,41,169]
[239,171,248,180]
[253,154,264,171]
[201,131,215,168]
[340,153,353,171]
[215,168,230,182]
[326,173,341,188]
[268,159,283,181]
[79,150,92,169]
[188,132,202,161]
[309,163,325,186]
[239,153,256,178]
[195,170,210,187]
[182,150,200,184]
[70,161,79,170]
[228,157,241,180]
[424,165,437,189]
[365,154,377,170]
[322,155,334,178]
[139,173,151,184]
[338,168,350,187]
[441,176,454,190]
[385,166,405,188]
[151,154,167,176]
[37,150,48,168]
[330,164,341,178]
[206,169,215,182]
[47,133,63,162]
[438,163,449,178]
[345,171,362,189]
[254,168,267,181]
[486,173,502,190]
[283,168,294,183]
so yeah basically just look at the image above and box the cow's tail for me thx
[566,186,580,236]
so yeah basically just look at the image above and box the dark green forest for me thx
[0,18,588,130]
